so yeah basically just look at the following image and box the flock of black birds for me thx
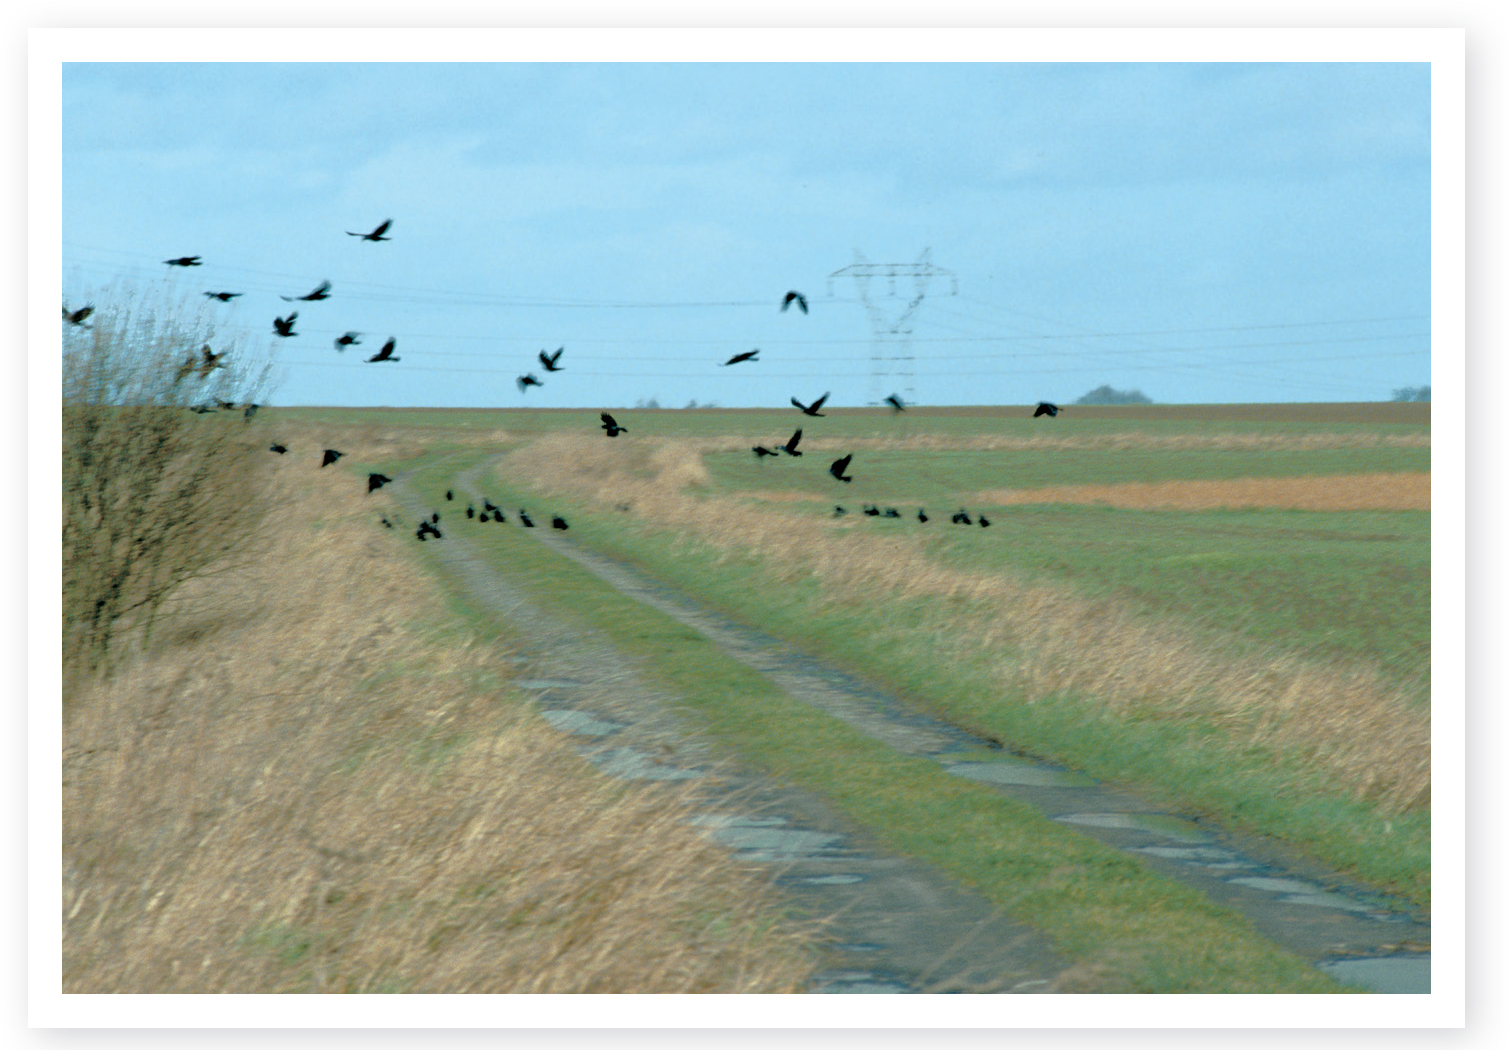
[82,233,1069,547]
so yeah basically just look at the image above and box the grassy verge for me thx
[63,452,819,993]
[392,452,1350,993]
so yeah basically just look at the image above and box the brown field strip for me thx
[974,472,1430,512]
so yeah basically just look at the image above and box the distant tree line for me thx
[1391,385,1430,402]
[1074,384,1153,405]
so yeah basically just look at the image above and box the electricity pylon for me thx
[828,249,957,406]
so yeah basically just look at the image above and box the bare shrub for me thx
[62,286,274,675]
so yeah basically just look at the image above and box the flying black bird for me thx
[164,256,202,267]
[539,347,565,372]
[269,442,288,454]
[863,504,880,516]
[600,412,628,437]
[62,304,93,326]
[885,394,906,413]
[282,280,332,302]
[321,449,344,468]
[916,509,929,523]
[792,392,829,417]
[348,219,393,242]
[978,514,992,527]
[204,291,242,302]
[446,490,454,501]
[551,516,569,530]
[518,373,542,393]
[367,338,399,363]
[752,445,777,458]
[367,473,393,494]
[334,332,362,351]
[829,454,853,483]
[273,312,298,337]
[172,353,197,385]
[722,349,759,366]
[777,428,803,456]
[198,345,226,378]
[518,510,535,528]
[1033,402,1061,418]
[781,291,809,314]
[952,509,972,525]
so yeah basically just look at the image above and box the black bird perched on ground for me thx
[829,454,853,483]
[243,403,259,422]
[334,331,362,351]
[834,506,848,517]
[215,399,238,411]
[348,219,392,242]
[430,512,440,524]
[367,473,393,494]
[952,509,972,525]
[539,347,565,372]
[917,509,929,523]
[380,516,393,529]
[164,256,202,267]
[493,510,506,523]
[62,304,93,326]
[188,404,215,414]
[204,291,242,302]
[518,373,542,393]
[321,449,343,468]
[792,392,829,417]
[777,428,803,456]
[269,442,288,454]
[518,510,535,528]
[600,412,628,437]
[466,504,475,519]
[863,504,880,516]
[482,499,497,513]
[281,280,331,302]
[552,516,569,530]
[416,520,442,541]
[367,338,399,363]
[446,490,454,501]
[1033,402,1061,418]
[722,349,759,366]
[273,312,298,337]
[781,291,808,314]
[752,445,777,458]
[978,514,992,527]
[883,508,901,518]
[885,393,906,413]
[198,345,227,378]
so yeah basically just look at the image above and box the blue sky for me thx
[59,56,1433,408]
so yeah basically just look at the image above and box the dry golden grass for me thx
[62,460,818,993]
[975,472,1430,512]
[503,435,1429,815]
